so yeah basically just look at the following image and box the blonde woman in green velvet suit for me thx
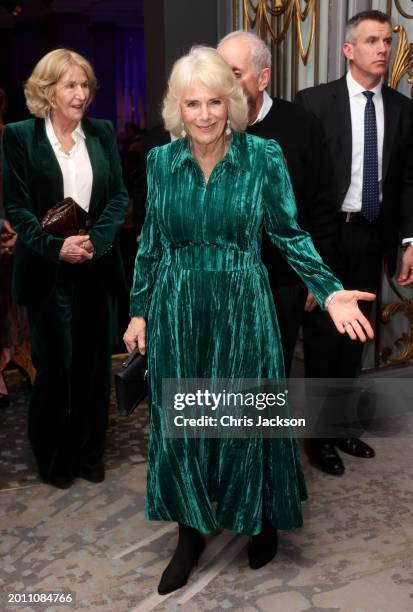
[123,46,375,595]
[2,49,128,489]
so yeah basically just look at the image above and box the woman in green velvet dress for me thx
[123,47,374,595]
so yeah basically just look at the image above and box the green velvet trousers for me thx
[27,263,113,482]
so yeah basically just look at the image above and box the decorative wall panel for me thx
[233,1,328,98]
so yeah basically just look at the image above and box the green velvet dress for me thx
[130,132,342,536]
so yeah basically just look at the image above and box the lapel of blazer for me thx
[331,77,352,187]
[34,118,64,203]
[82,117,107,216]
[382,85,399,182]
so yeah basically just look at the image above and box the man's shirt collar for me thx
[346,70,383,99]
[249,90,273,126]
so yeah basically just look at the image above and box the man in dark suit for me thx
[217,31,339,375]
[295,10,413,473]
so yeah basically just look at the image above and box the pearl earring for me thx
[181,123,187,138]
[225,118,231,136]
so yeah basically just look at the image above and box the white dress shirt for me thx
[342,70,384,212]
[45,116,93,212]
[250,90,274,125]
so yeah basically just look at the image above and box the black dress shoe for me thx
[47,475,74,489]
[308,440,345,476]
[248,516,278,569]
[334,438,375,458]
[78,465,105,483]
[158,523,205,595]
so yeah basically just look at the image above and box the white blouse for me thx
[45,116,93,212]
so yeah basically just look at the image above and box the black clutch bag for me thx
[114,349,148,416]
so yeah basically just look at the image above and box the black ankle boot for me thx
[158,523,205,595]
[248,516,278,570]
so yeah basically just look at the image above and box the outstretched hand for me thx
[327,290,375,342]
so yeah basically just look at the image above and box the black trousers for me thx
[271,281,307,377]
[303,218,382,379]
[27,264,113,481]
[302,218,383,440]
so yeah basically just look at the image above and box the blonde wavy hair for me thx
[162,46,248,137]
[24,48,97,118]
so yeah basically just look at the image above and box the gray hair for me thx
[218,30,272,73]
[345,10,392,43]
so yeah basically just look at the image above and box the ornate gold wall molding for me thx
[242,0,316,65]
[389,25,413,94]
[380,303,413,365]
[390,1,413,94]
[380,276,413,365]
[238,0,320,98]
[382,3,413,366]
[394,0,413,20]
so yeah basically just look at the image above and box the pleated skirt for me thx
[145,260,307,536]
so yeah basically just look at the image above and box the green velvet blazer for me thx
[2,117,129,306]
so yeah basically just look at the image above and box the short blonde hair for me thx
[24,48,97,118]
[162,46,248,137]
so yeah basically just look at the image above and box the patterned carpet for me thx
[0,355,149,490]
[1,360,413,610]
[1,438,413,611]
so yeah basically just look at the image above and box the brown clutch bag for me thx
[41,197,94,238]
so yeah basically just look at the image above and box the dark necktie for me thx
[361,91,380,222]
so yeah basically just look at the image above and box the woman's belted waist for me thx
[164,245,260,271]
